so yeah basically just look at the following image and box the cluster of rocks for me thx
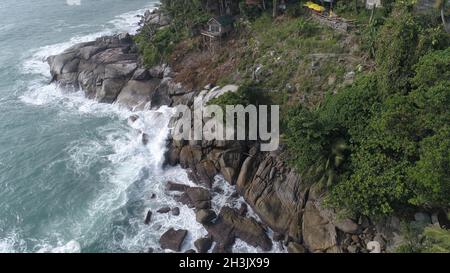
[158,181,272,253]
[46,9,196,112]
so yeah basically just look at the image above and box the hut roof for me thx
[209,15,234,26]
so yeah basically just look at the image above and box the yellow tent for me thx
[304,1,326,12]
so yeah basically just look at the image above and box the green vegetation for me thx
[285,4,450,216]
[134,0,210,67]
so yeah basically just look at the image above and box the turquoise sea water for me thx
[0,0,210,253]
[0,0,280,254]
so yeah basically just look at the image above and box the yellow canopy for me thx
[304,1,326,12]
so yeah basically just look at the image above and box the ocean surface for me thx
[0,0,277,254]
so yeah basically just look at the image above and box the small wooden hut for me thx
[201,15,234,50]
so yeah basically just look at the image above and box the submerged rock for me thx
[144,210,152,225]
[157,207,171,214]
[171,207,180,216]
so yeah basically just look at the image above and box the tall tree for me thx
[273,0,278,17]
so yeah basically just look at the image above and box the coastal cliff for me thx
[47,3,450,253]
[46,10,389,253]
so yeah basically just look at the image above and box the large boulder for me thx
[159,228,188,252]
[179,146,202,169]
[302,201,339,252]
[194,237,213,253]
[218,148,243,184]
[239,154,306,242]
[116,79,159,109]
[176,187,212,210]
[150,80,174,108]
[166,181,190,192]
[205,207,272,252]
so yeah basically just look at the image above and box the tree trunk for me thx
[442,8,450,33]
[273,0,278,18]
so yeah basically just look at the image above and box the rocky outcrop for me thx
[47,32,184,110]
[47,9,189,111]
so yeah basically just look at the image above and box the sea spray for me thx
[2,0,277,253]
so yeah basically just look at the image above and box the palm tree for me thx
[305,137,349,189]
[436,0,450,33]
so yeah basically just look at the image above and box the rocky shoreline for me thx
[46,8,445,253]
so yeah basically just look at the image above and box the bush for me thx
[208,82,269,108]
[285,106,350,188]
[374,5,449,95]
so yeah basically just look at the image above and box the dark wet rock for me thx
[205,207,272,252]
[148,64,167,79]
[219,149,243,184]
[194,236,213,253]
[166,181,189,192]
[144,210,152,225]
[142,133,149,145]
[149,80,174,109]
[193,160,218,188]
[132,68,150,81]
[165,147,181,166]
[148,247,154,253]
[212,243,232,253]
[150,193,156,199]
[175,193,194,208]
[273,232,284,242]
[196,209,217,225]
[287,242,306,253]
[128,115,139,123]
[230,192,239,198]
[185,249,196,253]
[177,187,212,210]
[213,186,224,194]
[179,146,202,169]
[238,203,248,217]
[172,207,180,216]
[157,207,171,214]
[159,228,188,252]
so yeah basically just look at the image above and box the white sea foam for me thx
[36,240,81,253]
[15,2,279,253]
[0,231,27,253]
